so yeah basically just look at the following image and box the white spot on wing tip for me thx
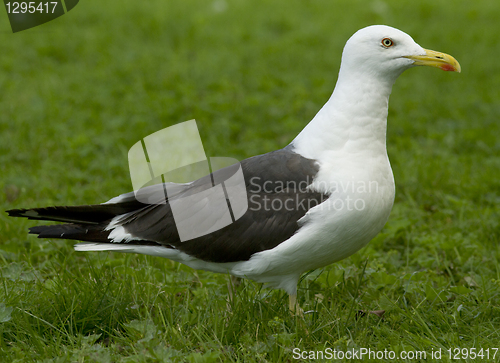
[108,226,140,243]
[104,211,136,231]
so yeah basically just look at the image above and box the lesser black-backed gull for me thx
[7,25,460,314]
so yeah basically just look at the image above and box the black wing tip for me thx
[28,225,57,238]
[28,226,39,234]
[6,208,45,220]
[6,208,26,217]
[27,224,76,239]
[27,223,114,242]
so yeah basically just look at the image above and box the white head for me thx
[291,25,460,159]
[340,25,460,82]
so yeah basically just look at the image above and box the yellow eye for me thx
[382,38,394,48]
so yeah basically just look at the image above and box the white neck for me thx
[291,67,399,160]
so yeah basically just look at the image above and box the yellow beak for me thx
[404,49,461,73]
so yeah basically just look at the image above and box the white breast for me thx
[304,148,395,265]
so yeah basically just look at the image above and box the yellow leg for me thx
[289,294,304,317]
[228,275,242,302]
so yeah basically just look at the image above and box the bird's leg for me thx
[227,275,242,303]
[289,294,304,317]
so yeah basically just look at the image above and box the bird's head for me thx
[340,25,460,81]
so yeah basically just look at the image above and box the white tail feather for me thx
[74,242,137,252]
[73,243,184,259]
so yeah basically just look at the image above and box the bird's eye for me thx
[381,38,394,48]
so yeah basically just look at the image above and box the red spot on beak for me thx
[440,64,456,72]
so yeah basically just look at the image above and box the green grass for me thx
[1,0,500,361]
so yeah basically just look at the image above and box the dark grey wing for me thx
[112,148,327,262]
[7,148,327,263]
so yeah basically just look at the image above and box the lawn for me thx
[1,0,500,361]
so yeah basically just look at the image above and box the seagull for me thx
[7,25,460,314]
